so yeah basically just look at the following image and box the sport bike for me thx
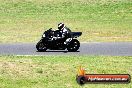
[36,28,82,52]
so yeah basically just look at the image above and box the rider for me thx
[52,23,72,44]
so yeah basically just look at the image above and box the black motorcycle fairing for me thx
[44,29,54,39]
[36,28,82,52]
[40,37,66,50]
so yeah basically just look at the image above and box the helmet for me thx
[58,23,65,30]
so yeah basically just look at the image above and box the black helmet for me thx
[58,23,65,30]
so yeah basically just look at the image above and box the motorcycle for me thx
[36,28,82,52]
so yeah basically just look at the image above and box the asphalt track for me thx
[0,42,132,56]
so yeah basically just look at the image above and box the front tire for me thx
[67,39,80,52]
[36,41,47,52]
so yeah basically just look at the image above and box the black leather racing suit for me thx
[53,26,72,44]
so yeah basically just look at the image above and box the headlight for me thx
[42,34,45,37]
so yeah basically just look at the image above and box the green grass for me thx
[0,0,132,43]
[0,55,132,88]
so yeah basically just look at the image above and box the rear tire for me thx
[67,39,80,52]
[36,41,47,52]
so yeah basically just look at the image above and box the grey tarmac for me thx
[0,42,132,56]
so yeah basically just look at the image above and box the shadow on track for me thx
[36,50,80,53]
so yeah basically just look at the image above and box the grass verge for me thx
[0,55,132,88]
[0,0,132,43]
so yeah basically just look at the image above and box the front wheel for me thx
[36,41,47,52]
[67,39,80,52]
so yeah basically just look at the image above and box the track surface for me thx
[0,42,132,56]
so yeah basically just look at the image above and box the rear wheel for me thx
[67,39,80,52]
[36,41,47,52]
